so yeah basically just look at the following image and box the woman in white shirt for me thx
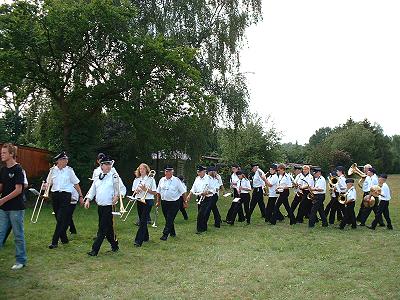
[131,163,157,247]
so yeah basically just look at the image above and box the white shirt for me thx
[379,183,391,201]
[252,168,265,188]
[293,173,301,193]
[336,175,347,193]
[86,171,127,206]
[131,175,157,200]
[277,173,292,191]
[92,166,118,181]
[209,175,222,195]
[313,176,326,194]
[216,174,223,193]
[71,188,79,204]
[345,186,356,202]
[190,175,216,196]
[299,173,314,189]
[48,166,80,193]
[238,178,251,194]
[157,176,186,201]
[371,174,379,186]
[230,173,239,188]
[267,173,279,197]
[362,175,372,192]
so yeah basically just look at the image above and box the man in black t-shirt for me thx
[0,143,27,270]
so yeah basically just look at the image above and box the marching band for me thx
[0,142,395,269]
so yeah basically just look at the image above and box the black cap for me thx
[207,166,216,172]
[97,152,106,160]
[294,165,302,170]
[345,178,354,184]
[164,164,174,171]
[54,151,68,161]
[99,155,113,164]
[270,164,278,170]
[196,165,206,172]
[313,167,322,173]
[231,164,239,168]
[379,173,388,179]
[336,166,345,172]
[368,167,376,174]
[236,170,243,176]
[251,163,259,168]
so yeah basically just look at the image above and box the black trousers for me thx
[161,200,180,236]
[249,187,265,221]
[197,196,214,232]
[290,193,302,215]
[92,205,118,253]
[361,200,384,226]
[233,189,245,221]
[51,191,71,245]
[265,196,277,222]
[210,194,221,226]
[371,201,392,229]
[309,194,328,227]
[356,192,369,222]
[178,196,188,220]
[135,199,152,245]
[340,202,356,228]
[270,190,296,225]
[68,203,77,234]
[325,193,343,224]
[226,193,250,224]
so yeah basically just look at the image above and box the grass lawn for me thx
[1,175,399,299]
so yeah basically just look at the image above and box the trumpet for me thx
[31,166,54,223]
[121,170,156,221]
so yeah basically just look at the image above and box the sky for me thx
[240,0,400,144]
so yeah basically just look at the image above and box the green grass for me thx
[1,176,400,299]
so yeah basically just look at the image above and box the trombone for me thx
[152,205,159,228]
[112,173,127,216]
[121,170,156,222]
[31,166,54,223]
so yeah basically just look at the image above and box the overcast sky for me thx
[240,0,400,144]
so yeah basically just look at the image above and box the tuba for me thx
[347,163,367,188]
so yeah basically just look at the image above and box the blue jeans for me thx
[0,209,27,265]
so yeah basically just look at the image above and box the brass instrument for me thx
[112,173,126,216]
[363,195,376,208]
[328,176,338,190]
[300,178,314,201]
[196,184,209,205]
[121,170,156,222]
[31,166,54,223]
[338,193,347,205]
[347,163,367,188]
[152,205,159,228]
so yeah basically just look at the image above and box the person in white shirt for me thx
[289,165,303,215]
[339,178,357,229]
[296,165,315,223]
[308,168,328,228]
[368,174,393,230]
[188,165,216,234]
[269,164,296,225]
[207,166,222,228]
[248,163,266,221]
[132,163,157,247]
[230,164,245,222]
[362,167,385,226]
[84,155,126,256]
[264,164,280,222]
[46,151,84,249]
[225,171,251,225]
[325,166,346,224]
[356,164,372,223]
[156,165,186,240]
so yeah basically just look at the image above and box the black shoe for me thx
[111,246,119,252]
[70,231,77,235]
[214,224,221,228]
[160,235,168,241]
[184,217,189,220]
[308,225,315,228]
[351,226,357,229]
[238,219,245,222]
[379,224,386,227]
[134,243,141,247]
[87,250,97,256]
[387,225,393,230]
[143,238,149,242]
[339,227,344,230]
[322,223,328,227]
[196,231,204,235]
[290,220,296,225]
[367,226,375,230]
[61,240,69,245]
[48,244,58,249]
